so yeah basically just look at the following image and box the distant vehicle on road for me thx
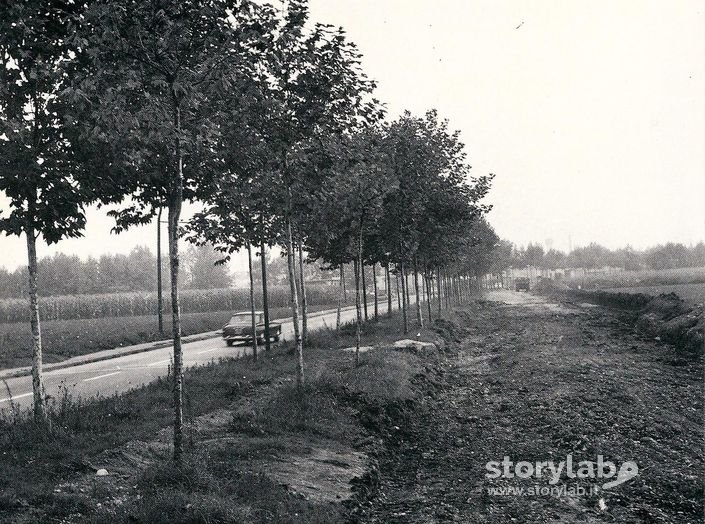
[515,277,530,291]
[222,312,281,346]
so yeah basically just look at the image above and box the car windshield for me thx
[229,313,263,324]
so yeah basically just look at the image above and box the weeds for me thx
[0,308,441,523]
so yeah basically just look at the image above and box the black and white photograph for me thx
[0,1,703,522]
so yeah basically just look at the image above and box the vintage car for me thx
[222,311,281,346]
[515,277,530,291]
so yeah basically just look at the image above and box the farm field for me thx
[604,282,705,305]
[0,284,342,323]
[0,304,333,370]
[566,266,705,290]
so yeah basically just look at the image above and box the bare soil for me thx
[357,291,704,523]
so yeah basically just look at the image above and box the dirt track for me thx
[359,291,704,523]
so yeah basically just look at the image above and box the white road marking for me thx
[148,359,171,367]
[51,368,122,377]
[0,392,33,403]
[197,347,223,355]
[83,371,121,382]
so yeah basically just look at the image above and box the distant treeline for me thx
[0,244,370,301]
[499,241,705,271]
[0,245,231,299]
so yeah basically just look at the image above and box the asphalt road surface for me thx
[0,299,401,412]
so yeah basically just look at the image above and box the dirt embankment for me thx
[544,287,704,356]
[356,295,704,523]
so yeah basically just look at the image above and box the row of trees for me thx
[0,0,494,460]
[497,241,705,272]
[0,245,231,298]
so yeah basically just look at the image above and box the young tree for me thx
[377,110,493,327]
[0,1,92,421]
[306,128,393,366]
[258,0,380,383]
[73,0,267,460]
[188,168,281,362]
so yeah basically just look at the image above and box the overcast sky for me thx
[1,0,703,271]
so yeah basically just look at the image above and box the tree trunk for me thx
[373,263,378,320]
[298,243,308,347]
[437,268,442,316]
[247,242,258,362]
[413,259,423,329]
[386,263,393,317]
[342,264,347,303]
[448,274,453,303]
[156,207,164,336]
[405,271,411,307]
[336,264,343,333]
[445,270,451,309]
[260,239,271,352]
[170,99,185,462]
[285,211,304,386]
[400,258,409,334]
[293,249,302,304]
[361,261,368,321]
[354,229,363,367]
[168,193,184,461]
[425,270,432,323]
[421,271,426,303]
[395,270,401,312]
[26,227,46,422]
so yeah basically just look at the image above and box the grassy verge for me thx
[0,305,334,370]
[0,308,445,523]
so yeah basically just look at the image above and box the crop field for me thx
[0,284,342,323]
[603,282,705,305]
[566,267,705,290]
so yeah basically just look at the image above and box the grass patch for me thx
[103,454,343,523]
[0,306,444,523]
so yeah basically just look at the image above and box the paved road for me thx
[0,299,400,412]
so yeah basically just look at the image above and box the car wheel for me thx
[226,340,234,347]
[273,335,280,342]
